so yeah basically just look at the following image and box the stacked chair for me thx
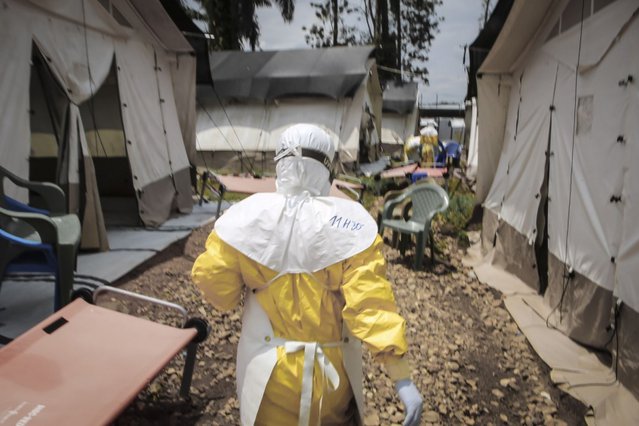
[0,166,81,310]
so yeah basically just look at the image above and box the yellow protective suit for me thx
[192,232,410,425]
[403,136,422,163]
[420,127,439,165]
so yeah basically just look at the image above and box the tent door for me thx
[29,45,68,204]
[534,117,552,295]
[533,67,561,295]
[80,62,139,227]
[28,44,109,251]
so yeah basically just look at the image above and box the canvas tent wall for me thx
[0,0,195,250]
[475,0,639,401]
[381,81,419,155]
[195,46,383,173]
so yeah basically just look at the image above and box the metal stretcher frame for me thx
[379,164,447,180]
[198,171,365,218]
[0,287,208,426]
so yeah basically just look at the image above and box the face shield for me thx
[274,124,336,197]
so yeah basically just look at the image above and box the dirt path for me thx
[113,222,587,426]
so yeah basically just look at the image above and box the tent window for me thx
[562,0,592,33]
[577,95,594,135]
[96,0,132,28]
[594,0,617,13]
[547,0,619,42]
[545,20,560,42]
[97,0,110,12]
[112,6,132,28]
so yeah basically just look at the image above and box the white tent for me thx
[0,0,195,250]
[195,46,383,173]
[475,0,639,402]
[380,81,419,155]
[440,118,466,144]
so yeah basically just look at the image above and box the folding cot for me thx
[198,172,365,217]
[0,286,209,425]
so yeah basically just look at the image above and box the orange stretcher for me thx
[380,163,419,179]
[379,164,447,180]
[0,287,208,426]
[198,172,365,217]
[412,167,447,178]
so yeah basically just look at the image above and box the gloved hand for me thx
[395,379,423,426]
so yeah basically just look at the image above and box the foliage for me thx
[303,1,368,47]
[303,0,443,84]
[479,0,493,28]
[395,0,443,83]
[442,190,474,235]
[187,0,295,51]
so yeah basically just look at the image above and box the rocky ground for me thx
[113,214,588,425]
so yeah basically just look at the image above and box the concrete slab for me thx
[0,279,55,339]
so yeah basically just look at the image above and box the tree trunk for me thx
[379,0,389,38]
[333,0,338,45]
[394,1,401,75]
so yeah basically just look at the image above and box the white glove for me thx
[395,379,423,426]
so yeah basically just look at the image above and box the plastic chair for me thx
[378,182,449,269]
[0,167,67,215]
[434,140,447,167]
[0,166,81,310]
[376,187,412,238]
[444,141,462,168]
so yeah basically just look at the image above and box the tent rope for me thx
[556,0,586,325]
[211,85,258,175]
[543,65,562,330]
[196,97,257,176]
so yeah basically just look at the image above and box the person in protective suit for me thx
[403,135,422,164]
[419,124,439,165]
[192,124,423,426]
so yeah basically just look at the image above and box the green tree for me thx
[304,0,442,84]
[302,1,364,47]
[395,0,442,83]
[187,0,295,51]
[480,0,492,28]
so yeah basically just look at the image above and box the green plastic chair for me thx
[378,182,449,270]
[0,166,81,310]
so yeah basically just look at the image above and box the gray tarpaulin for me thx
[382,81,418,115]
[209,46,375,101]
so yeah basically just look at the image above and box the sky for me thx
[255,0,487,107]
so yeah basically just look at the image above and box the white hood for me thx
[215,124,377,273]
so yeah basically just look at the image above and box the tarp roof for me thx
[209,46,376,100]
[126,0,192,53]
[466,0,514,99]
[479,0,556,73]
[382,81,418,114]
[159,0,212,84]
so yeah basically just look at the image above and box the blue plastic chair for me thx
[434,140,445,165]
[0,167,81,310]
[444,141,462,167]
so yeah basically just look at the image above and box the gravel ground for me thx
[113,217,588,426]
